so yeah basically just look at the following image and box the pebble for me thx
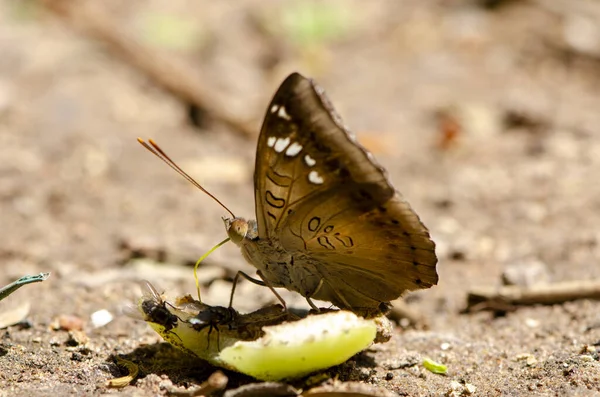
[464,383,477,395]
[66,330,88,346]
[515,353,538,366]
[56,314,85,331]
[90,309,113,328]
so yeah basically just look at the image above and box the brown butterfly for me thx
[139,73,438,315]
[224,73,438,314]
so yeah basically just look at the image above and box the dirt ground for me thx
[1,0,600,396]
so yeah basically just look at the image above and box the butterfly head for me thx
[223,217,249,245]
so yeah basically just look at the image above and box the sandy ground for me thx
[1,1,599,396]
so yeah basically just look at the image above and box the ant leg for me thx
[215,325,221,351]
[206,324,212,350]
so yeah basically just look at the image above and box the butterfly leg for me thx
[228,271,266,308]
[228,270,288,311]
[306,297,319,311]
[311,272,353,310]
[305,278,324,312]
[256,270,289,311]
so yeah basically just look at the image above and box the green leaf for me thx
[423,358,448,375]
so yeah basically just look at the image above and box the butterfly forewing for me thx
[254,74,394,237]
[250,72,437,310]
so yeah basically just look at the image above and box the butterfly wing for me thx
[253,73,437,309]
[280,191,438,309]
[254,73,392,237]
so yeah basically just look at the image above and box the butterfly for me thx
[223,73,438,314]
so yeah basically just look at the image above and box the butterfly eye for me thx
[227,219,249,244]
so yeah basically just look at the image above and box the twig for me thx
[167,371,228,397]
[106,357,139,388]
[466,280,600,312]
[41,0,256,139]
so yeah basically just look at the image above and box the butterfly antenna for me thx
[137,138,235,218]
[193,237,231,302]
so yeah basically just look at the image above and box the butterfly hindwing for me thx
[281,193,438,308]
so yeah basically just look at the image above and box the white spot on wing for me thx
[304,154,316,167]
[285,142,303,157]
[277,106,291,120]
[366,151,376,164]
[267,136,276,148]
[308,170,324,184]
[274,137,291,153]
[270,104,279,114]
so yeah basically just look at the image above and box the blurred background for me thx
[1,0,599,394]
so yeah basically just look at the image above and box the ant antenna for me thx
[137,138,235,218]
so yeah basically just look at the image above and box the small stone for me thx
[356,367,371,381]
[385,372,394,380]
[55,314,85,331]
[464,383,477,395]
[525,318,539,328]
[0,302,31,329]
[90,309,113,328]
[66,330,88,347]
[526,356,538,366]
[373,315,393,343]
[449,380,462,390]
[563,15,600,56]
[445,380,463,397]
[515,353,537,366]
